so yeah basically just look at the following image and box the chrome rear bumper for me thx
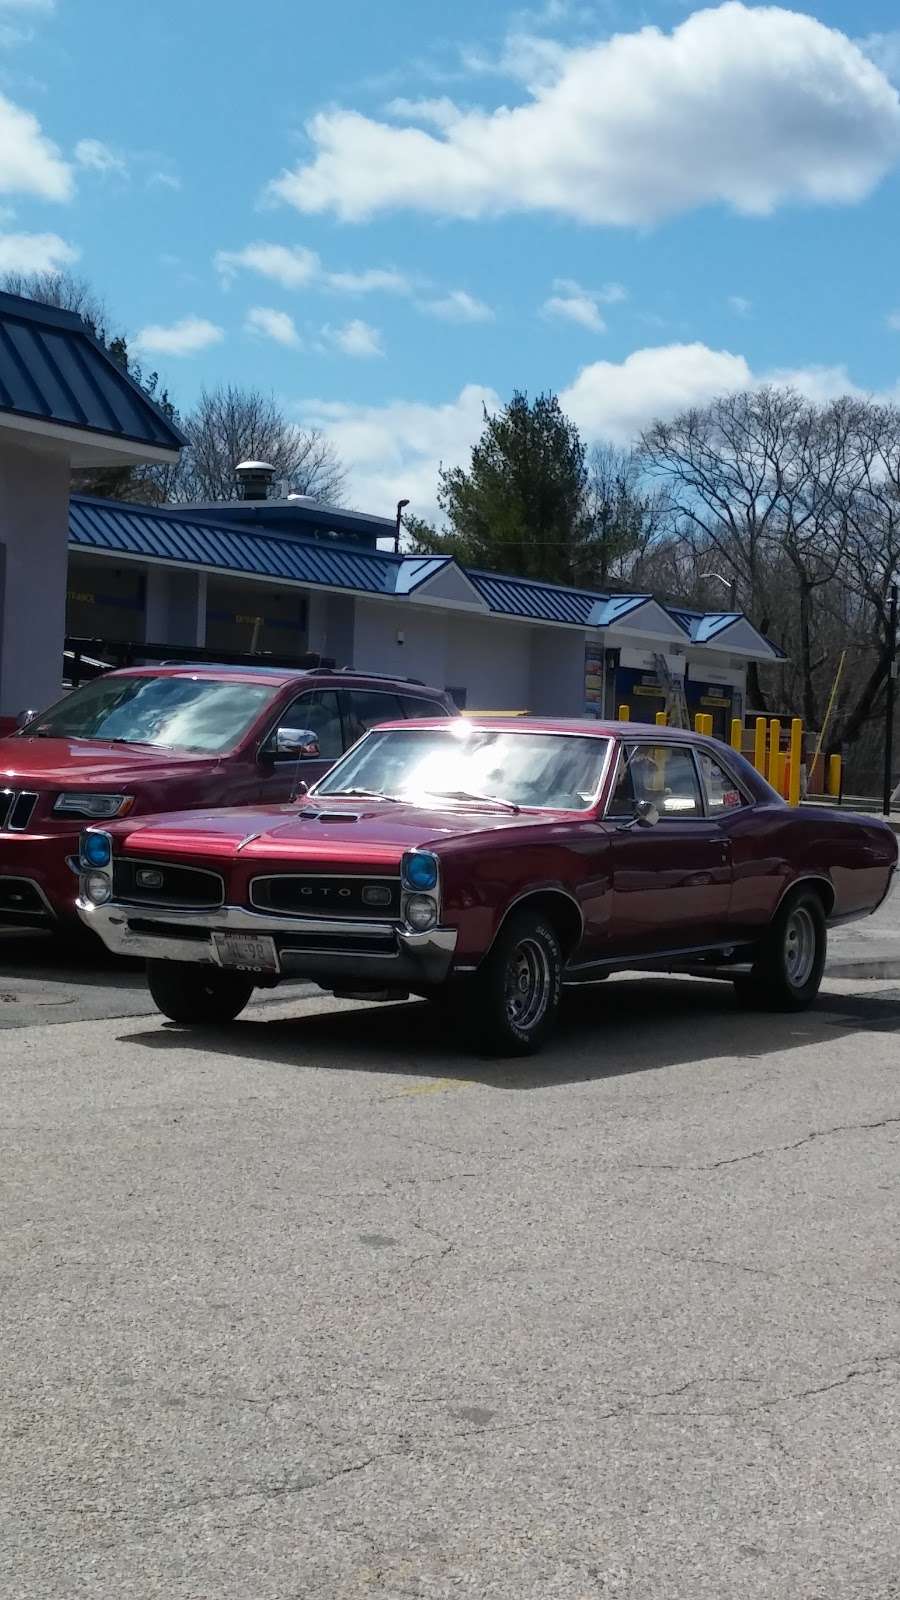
[77,898,458,989]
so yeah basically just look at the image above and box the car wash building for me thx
[0,289,781,727]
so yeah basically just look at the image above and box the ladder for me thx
[653,653,690,729]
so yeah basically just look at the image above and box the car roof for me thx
[103,665,449,692]
[369,716,703,739]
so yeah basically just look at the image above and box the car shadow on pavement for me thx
[0,928,144,990]
[120,976,900,1090]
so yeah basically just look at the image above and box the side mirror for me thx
[15,709,39,731]
[617,799,660,832]
[263,726,321,761]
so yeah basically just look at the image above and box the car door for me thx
[605,740,733,956]
[257,688,346,800]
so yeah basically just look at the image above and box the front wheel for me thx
[734,889,827,1013]
[146,960,254,1025]
[467,911,562,1057]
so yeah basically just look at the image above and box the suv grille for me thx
[250,874,402,919]
[113,859,225,910]
[0,790,38,832]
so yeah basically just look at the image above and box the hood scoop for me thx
[294,808,362,824]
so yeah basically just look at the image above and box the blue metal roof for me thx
[669,608,741,643]
[467,569,607,625]
[70,497,397,594]
[0,291,185,454]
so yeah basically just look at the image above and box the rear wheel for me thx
[146,960,254,1025]
[467,911,562,1056]
[734,889,827,1012]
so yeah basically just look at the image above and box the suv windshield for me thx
[316,726,611,811]
[27,675,280,754]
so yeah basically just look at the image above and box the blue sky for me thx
[2,0,900,514]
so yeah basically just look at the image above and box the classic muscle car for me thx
[75,718,898,1056]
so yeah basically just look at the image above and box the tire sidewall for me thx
[765,889,827,1007]
[476,913,563,1055]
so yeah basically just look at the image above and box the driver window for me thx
[276,690,344,760]
[608,744,702,818]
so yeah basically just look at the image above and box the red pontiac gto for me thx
[76,718,898,1056]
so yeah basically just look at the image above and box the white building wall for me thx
[352,598,450,689]
[528,626,586,716]
[444,613,531,709]
[0,439,71,716]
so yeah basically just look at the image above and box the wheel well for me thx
[496,890,583,958]
[780,876,835,918]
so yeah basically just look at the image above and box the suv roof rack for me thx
[306,665,427,686]
[158,661,309,674]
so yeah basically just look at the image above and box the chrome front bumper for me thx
[77,898,458,989]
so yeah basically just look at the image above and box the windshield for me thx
[315,726,611,810]
[26,675,280,754]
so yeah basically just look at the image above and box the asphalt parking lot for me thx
[2,930,899,1600]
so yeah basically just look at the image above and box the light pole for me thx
[884,582,898,816]
[394,498,410,555]
[701,570,738,609]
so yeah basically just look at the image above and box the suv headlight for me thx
[54,793,133,820]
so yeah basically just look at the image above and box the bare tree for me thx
[172,386,347,505]
[584,442,673,587]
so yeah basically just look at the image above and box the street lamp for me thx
[394,498,410,555]
[701,570,738,609]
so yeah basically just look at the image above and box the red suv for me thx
[0,664,455,928]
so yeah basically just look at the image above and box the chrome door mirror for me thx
[15,708,39,731]
[617,798,660,832]
[274,726,320,759]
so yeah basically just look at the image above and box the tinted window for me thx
[698,750,747,812]
[28,675,278,754]
[278,690,344,760]
[608,744,703,818]
[317,727,611,811]
[398,694,450,720]
[341,690,405,744]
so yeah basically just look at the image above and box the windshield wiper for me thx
[321,787,403,803]
[426,788,520,814]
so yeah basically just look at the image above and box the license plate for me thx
[212,932,280,973]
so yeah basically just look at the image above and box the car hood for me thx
[112,797,555,867]
[0,736,216,787]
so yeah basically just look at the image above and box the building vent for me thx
[235,460,276,501]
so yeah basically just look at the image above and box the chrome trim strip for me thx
[114,856,226,910]
[7,791,39,832]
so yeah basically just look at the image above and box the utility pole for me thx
[884,582,898,816]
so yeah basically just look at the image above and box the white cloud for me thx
[385,96,465,130]
[245,305,301,348]
[561,343,754,442]
[301,384,499,516]
[325,318,384,358]
[0,91,72,201]
[75,138,127,177]
[728,294,752,316]
[215,242,319,290]
[148,170,181,191]
[133,315,224,357]
[215,240,411,298]
[269,4,900,225]
[858,31,900,82]
[542,277,624,332]
[0,228,77,273]
[887,311,900,333]
[419,288,494,322]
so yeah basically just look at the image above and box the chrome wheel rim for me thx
[784,906,817,988]
[505,937,552,1032]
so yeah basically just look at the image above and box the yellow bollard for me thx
[788,718,803,806]
[618,703,630,722]
[826,753,842,798]
[704,714,714,737]
[767,719,782,787]
[753,717,767,774]
[730,717,743,753]
[655,710,668,726]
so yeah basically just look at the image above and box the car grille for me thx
[113,859,225,910]
[0,790,38,832]
[250,873,402,919]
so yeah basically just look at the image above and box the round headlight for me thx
[84,872,112,905]
[81,831,112,868]
[405,894,437,932]
[403,851,438,891]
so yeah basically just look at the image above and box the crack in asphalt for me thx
[627,1114,900,1173]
